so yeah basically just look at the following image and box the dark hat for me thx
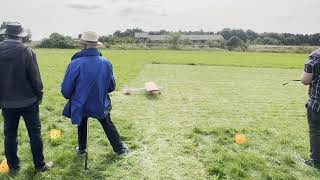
[0,22,29,37]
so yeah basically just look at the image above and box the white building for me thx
[135,32,224,43]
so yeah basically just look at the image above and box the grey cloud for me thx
[119,7,153,16]
[119,6,168,17]
[112,0,156,3]
[159,12,168,17]
[120,7,135,14]
[66,2,102,10]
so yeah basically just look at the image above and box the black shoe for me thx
[303,159,320,169]
[116,147,129,156]
[9,165,21,174]
[35,162,53,173]
[76,147,87,155]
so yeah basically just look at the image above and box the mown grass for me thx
[0,49,317,179]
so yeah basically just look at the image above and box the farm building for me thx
[135,32,224,43]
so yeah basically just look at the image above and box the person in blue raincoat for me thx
[61,31,128,156]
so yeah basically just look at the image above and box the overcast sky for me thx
[1,0,319,40]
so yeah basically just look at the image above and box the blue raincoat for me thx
[61,48,115,125]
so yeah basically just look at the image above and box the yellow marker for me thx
[0,160,9,174]
[235,134,247,145]
[50,129,62,140]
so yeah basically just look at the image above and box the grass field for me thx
[0,49,319,179]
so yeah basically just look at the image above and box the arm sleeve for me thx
[304,58,318,73]
[108,63,116,93]
[61,63,79,99]
[26,48,44,99]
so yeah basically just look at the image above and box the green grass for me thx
[0,49,317,179]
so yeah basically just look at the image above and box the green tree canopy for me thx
[38,33,77,48]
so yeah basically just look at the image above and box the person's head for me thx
[79,31,102,49]
[0,22,28,41]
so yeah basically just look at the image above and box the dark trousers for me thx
[78,113,124,153]
[2,103,45,169]
[307,107,320,161]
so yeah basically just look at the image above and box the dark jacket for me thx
[61,48,115,125]
[0,39,43,108]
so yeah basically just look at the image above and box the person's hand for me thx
[37,92,43,105]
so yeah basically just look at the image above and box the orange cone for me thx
[50,129,62,140]
[235,134,247,145]
[0,160,9,174]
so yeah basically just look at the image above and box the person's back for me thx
[62,31,128,156]
[62,48,115,123]
[65,52,114,120]
[0,39,41,108]
[0,22,51,173]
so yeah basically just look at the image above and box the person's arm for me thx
[61,63,79,99]
[301,58,316,86]
[108,62,116,93]
[26,48,44,103]
[301,72,313,85]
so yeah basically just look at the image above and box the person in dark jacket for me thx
[0,22,52,173]
[61,31,128,156]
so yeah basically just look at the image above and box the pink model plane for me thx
[123,81,161,95]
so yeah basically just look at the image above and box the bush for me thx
[240,42,249,52]
[226,36,243,50]
[167,33,181,49]
[37,33,77,48]
[208,40,224,48]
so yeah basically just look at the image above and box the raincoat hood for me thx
[0,40,25,61]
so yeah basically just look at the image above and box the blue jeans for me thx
[2,103,45,169]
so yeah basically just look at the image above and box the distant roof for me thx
[135,32,224,41]
[149,35,170,41]
[180,35,224,41]
[134,32,149,38]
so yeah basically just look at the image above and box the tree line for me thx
[219,28,320,46]
[0,21,319,48]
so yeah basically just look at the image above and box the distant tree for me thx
[99,35,113,48]
[260,37,280,45]
[180,38,193,46]
[282,36,299,46]
[102,28,320,47]
[112,28,143,38]
[22,30,32,43]
[38,33,77,48]
[226,36,243,50]
[309,33,320,46]
[231,29,248,42]
[219,28,233,40]
[246,30,259,42]
[240,42,249,52]
[167,33,181,49]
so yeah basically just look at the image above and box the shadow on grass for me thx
[145,94,160,100]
